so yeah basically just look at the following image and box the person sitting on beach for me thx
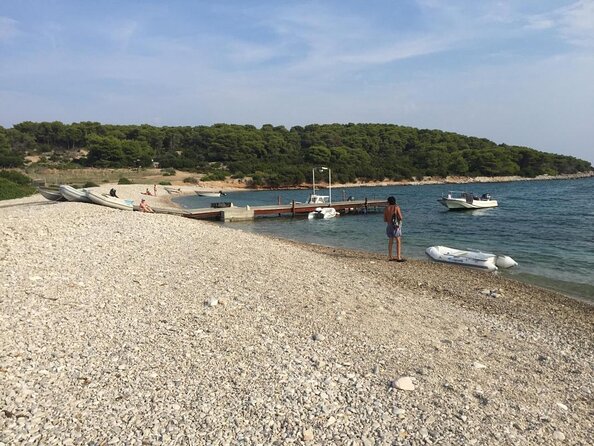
[139,198,154,213]
[109,188,118,198]
[141,188,153,196]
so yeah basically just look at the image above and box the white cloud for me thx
[102,20,139,51]
[525,17,555,30]
[557,0,594,47]
[0,16,19,41]
[335,36,453,65]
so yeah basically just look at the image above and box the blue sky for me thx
[1,0,593,163]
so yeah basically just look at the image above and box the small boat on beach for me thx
[164,186,182,194]
[425,245,517,271]
[308,207,338,219]
[59,185,92,203]
[37,186,66,201]
[438,191,498,210]
[86,190,134,211]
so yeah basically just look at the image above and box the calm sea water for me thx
[176,177,594,302]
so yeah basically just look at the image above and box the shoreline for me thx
[148,170,594,208]
[15,176,593,304]
[1,198,592,444]
[189,170,594,191]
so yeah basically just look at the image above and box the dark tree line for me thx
[1,121,591,186]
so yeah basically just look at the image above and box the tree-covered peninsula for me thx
[1,121,591,187]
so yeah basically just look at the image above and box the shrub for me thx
[161,167,176,176]
[159,181,172,185]
[0,170,32,185]
[201,171,226,181]
[0,177,36,200]
[118,177,133,184]
[83,181,100,188]
[183,176,199,184]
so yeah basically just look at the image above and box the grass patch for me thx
[0,173,36,201]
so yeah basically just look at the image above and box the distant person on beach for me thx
[109,188,118,198]
[142,188,153,196]
[139,198,154,213]
[153,184,157,196]
[384,196,405,262]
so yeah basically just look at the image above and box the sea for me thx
[175,177,594,303]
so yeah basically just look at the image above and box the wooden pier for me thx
[183,198,387,222]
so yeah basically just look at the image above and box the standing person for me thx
[384,196,405,262]
[153,184,157,196]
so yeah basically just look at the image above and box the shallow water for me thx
[176,177,594,301]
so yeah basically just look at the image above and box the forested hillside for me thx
[1,122,591,186]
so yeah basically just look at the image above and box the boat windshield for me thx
[307,194,329,204]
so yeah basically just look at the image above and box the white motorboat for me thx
[196,191,225,197]
[425,245,517,271]
[306,194,330,204]
[86,190,134,211]
[308,207,338,219]
[438,191,498,210]
[59,185,92,203]
[38,186,66,201]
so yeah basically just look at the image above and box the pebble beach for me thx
[1,192,593,445]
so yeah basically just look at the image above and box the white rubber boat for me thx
[425,246,517,271]
[59,185,92,203]
[86,190,134,211]
[438,191,498,210]
[308,207,338,219]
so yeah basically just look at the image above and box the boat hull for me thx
[38,187,65,201]
[438,198,498,209]
[196,192,222,197]
[59,185,92,203]
[87,190,133,211]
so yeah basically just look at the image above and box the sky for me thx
[1,0,593,163]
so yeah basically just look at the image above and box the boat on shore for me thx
[59,185,92,203]
[425,245,517,271]
[164,186,182,194]
[86,190,134,211]
[438,191,498,210]
[38,186,66,201]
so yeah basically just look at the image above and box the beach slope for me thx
[1,197,592,445]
